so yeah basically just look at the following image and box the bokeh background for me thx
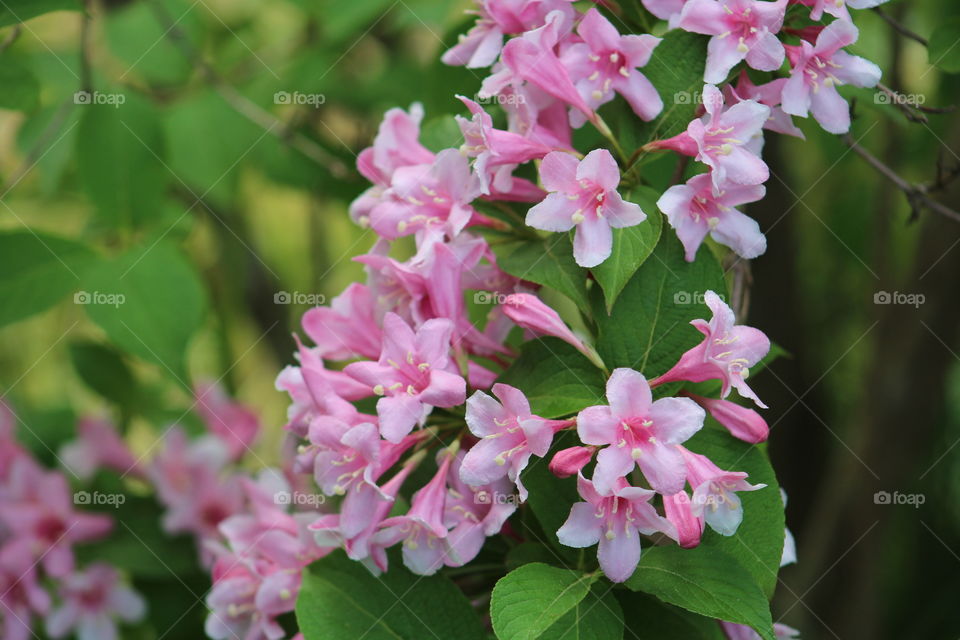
[1,0,959,638]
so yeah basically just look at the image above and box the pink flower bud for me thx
[663,491,704,549]
[548,446,594,478]
[688,394,769,443]
[501,294,603,368]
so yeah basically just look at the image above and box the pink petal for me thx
[376,395,425,443]
[577,405,620,445]
[557,502,602,547]
[421,369,467,408]
[539,151,581,192]
[577,8,622,53]
[606,368,653,419]
[637,442,687,494]
[573,215,613,267]
[704,35,747,84]
[593,446,635,495]
[614,69,664,121]
[526,192,578,232]
[597,526,641,583]
[678,0,729,35]
[647,397,705,444]
[602,190,647,229]
[745,31,786,73]
[577,149,621,193]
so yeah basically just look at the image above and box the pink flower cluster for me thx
[641,0,882,262]
[0,403,144,640]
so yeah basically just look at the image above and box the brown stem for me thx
[872,7,927,46]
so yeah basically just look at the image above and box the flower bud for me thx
[548,446,594,478]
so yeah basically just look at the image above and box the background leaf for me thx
[492,234,591,313]
[0,0,80,27]
[296,551,486,640]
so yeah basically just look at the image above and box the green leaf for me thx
[591,188,663,311]
[81,241,207,383]
[630,31,708,146]
[68,341,139,411]
[688,426,784,599]
[624,546,774,640]
[614,591,725,640]
[17,105,82,195]
[490,563,607,640]
[0,230,97,327]
[595,233,726,377]
[0,58,40,111]
[497,337,605,418]
[540,583,624,640]
[296,550,485,640]
[492,234,590,313]
[929,17,960,74]
[76,95,168,229]
[0,0,80,27]
[319,0,396,43]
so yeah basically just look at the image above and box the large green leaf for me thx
[491,563,620,640]
[591,188,663,311]
[497,337,605,418]
[296,551,485,640]
[615,591,725,640]
[624,546,774,640]
[687,425,784,599]
[81,241,207,382]
[0,230,98,327]
[0,0,80,27]
[493,234,591,313]
[76,95,168,229]
[595,233,726,378]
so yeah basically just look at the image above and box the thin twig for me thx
[0,25,21,54]
[842,133,960,223]
[147,0,349,178]
[873,7,927,46]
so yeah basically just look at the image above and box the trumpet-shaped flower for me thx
[653,84,770,192]
[677,0,787,84]
[657,172,766,261]
[461,383,566,500]
[45,564,145,640]
[557,474,671,582]
[561,8,663,123]
[577,368,705,494]
[680,447,765,535]
[651,290,770,407]
[781,19,881,134]
[345,313,466,443]
[526,150,647,267]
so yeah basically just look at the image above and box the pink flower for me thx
[195,382,261,461]
[0,539,50,640]
[457,95,554,194]
[657,172,766,261]
[442,0,576,68]
[651,290,771,407]
[461,383,567,500]
[663,490,704,548]
[557,474,671,582]
[59,416,141,480]
[781,19,881,134]
[725,71,804,139]
[677,0,787,84]
[0,457,112,577]
[368,149,483,240]
[652,84,770,192]
[372,453,456,575]
[548,445,595,478]
[526,150,647,267]
[561,8,663,124]
[687,393,769,443]
[45,564,145,640]
[310,457,419,573]
[302,283,382,361]
[345,313,466,443]
[577,368,705,494]
[501,10,598,122]
[444,452,517,566]
[204,551,290,640]
[681,447,765,535]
